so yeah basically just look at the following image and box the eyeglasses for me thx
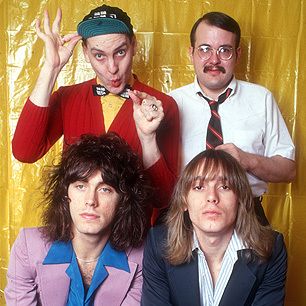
[197,45,234,61]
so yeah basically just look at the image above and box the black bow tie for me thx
[92,84,132,99]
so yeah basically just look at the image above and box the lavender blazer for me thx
[5,228,144,306]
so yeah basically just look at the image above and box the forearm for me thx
[139,133,161,169]
[30,63,61,107]
[217,144,296,183]
[244,153,296,183]
[145,157,176,210]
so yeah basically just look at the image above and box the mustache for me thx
[204,65,226,74]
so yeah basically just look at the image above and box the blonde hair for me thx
[166,149,275,265]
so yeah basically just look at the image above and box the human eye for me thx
[98,185,112,193]
[116,49,126,57]
[94,53,105,60]
[198,45,211,54]
[219,184,231,191]
[192,182,204,191]
[74,182,86,190]
[218,46,233,57]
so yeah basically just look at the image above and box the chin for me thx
[75,225,103,235]
[109,86,124,95]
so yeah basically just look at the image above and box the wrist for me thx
[138,131,157,144]
[41,62,61,76]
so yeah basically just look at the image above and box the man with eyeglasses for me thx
[170,12,295,224]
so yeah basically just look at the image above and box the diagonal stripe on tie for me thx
[208,125,223,140]
[197,88,232,149]
[211,110,220,119]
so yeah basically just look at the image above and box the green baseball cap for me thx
[77,5,134,39]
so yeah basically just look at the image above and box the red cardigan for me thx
[12,78,180,222]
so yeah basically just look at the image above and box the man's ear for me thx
[132,36,137,56]
[189,46,194,62]
[235,46,241,62]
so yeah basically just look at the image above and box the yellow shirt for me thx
[100,94,125,131]
[97,77,134,131]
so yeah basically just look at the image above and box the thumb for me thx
[66,34,82,51]
[129,90,142,105]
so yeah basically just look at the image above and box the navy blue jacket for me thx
[141,225,287,306]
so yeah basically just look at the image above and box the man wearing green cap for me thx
[12,5,180,224]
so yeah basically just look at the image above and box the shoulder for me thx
[235,79,273,97]
[56,78,96,95]
[13,227,51,262]
[239,231,286,264]
[146,225,168,251]
[271,231,287,260]
[143,225,169,269]
[170,83,194,99]
[150,224,168,237]
[126,244,145,265]
[169,83,197,110]
[170,83,194,95]
[16,227,45,244]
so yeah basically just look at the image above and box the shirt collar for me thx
[192,231,200,252]
[43,240,73,264]
[192,229,246,258]
[100,241,130,272]
[43,240,130,273]
[224,230,246,263]
[193,75,237,100]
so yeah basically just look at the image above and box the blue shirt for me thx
[43,240,130,306]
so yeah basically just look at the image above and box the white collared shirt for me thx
[192,230,245,306]
[170,77,295,196]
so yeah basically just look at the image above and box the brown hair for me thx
[190,12,241,48]
[40,132,151,251]
[166,149,275,265]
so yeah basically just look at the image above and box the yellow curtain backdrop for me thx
[0,0,305,305]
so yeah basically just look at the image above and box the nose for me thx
[107,57,119,74]
[210,50,221,64]
[206,188,219,205]
[85,189,98,208]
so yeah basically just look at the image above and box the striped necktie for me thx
[198,88,232,149]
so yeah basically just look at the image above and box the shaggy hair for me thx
[40,132,151,251]
[166,149,275,265]
[190,11,241,48]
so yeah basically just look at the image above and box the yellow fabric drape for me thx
[1,1,305,305]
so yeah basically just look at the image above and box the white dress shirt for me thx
[170,77,295,196]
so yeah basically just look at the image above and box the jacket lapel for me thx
[219,250,258,306]
[37,263,70,306]
[167,253,201,306]
[94,260,139,305]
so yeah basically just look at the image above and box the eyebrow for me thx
[193,175,228,182]
[198,43,233,48]
[90,42,128,54]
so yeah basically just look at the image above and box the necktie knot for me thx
[208,100,218,112]
[197,87,232,149]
